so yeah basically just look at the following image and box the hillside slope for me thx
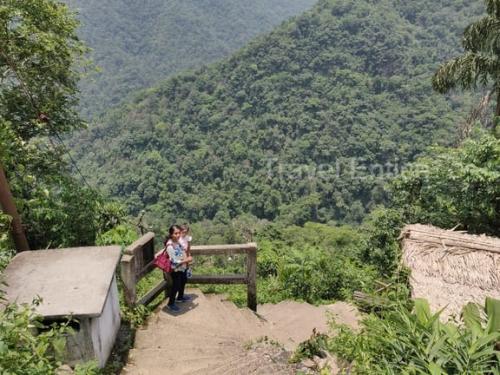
[72,0,484,225]
[64,0,316,117]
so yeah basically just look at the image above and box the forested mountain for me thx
[71,0,484,226]
[64,0,316,117]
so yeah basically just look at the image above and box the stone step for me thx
[202,294,246,334]
[123,354,231,375]
[125,347,243,374]
[194,343,294,375]
[150,317,244,339]
[129,340,243,358]
[257,300,354,349]
[204,295,266,340]
[154,290,245,336]
[134,320,242,350]
[221,300,267,330]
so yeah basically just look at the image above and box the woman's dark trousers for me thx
[178,271,188,299]
[168,271,183,305]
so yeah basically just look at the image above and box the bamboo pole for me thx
[0,162,30,252]
[403,228,500,254]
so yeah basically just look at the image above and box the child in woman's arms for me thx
[180,224,193,279]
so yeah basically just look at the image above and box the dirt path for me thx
[122,289,359,374]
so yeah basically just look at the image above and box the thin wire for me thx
[51,131,97,194]
[51,131,148,232]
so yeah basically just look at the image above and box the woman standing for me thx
[165,225,192,312]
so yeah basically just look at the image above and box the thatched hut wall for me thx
[401,224,500,319]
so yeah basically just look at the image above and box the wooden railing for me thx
[120,233,258,311]
[120,232,156,306]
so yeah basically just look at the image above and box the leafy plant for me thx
[0,0,87,140]
[433,0,500,119]
[0,0,123,251]
[96,224,138,247]
[329,298,500,374]
[74,361,100,375]
[0,300,71,375]
[278,246,377,302]
[291,329,329,363]
[360,207,404,275]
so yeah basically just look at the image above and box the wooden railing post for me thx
[246,244,257,311]
[121,254,136,306]
[124,232,155,278]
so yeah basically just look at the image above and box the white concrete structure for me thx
[3,246,122,368]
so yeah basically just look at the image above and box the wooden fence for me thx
[120,232,257,311]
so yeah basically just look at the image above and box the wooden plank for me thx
[353,291,389,309]
[124,232,155,255]
[246,247,257,311]
[405,230,500,254]
[136,260,156,280]
[138,280,169,306]
[187,274,247,284]
[190,243,257,256]
[120,254,136,306]
[124,232,156,281]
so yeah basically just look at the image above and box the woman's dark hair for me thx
[164,224,182,245]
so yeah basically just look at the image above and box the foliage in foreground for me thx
[0,300,68,375]
[329,298,500,374]
[0,298,104,375]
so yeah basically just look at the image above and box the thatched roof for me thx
[401,224,500,320]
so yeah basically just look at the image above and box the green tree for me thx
[0,0,87,139]
[0,0,115,250]
[391,132,500,237]
[432,0,500,118]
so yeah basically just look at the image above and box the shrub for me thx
[329,298,500,374]
[278,246,378,302]
[360,207,404,276]
[0,300,69,375]
[391,133,500,237]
